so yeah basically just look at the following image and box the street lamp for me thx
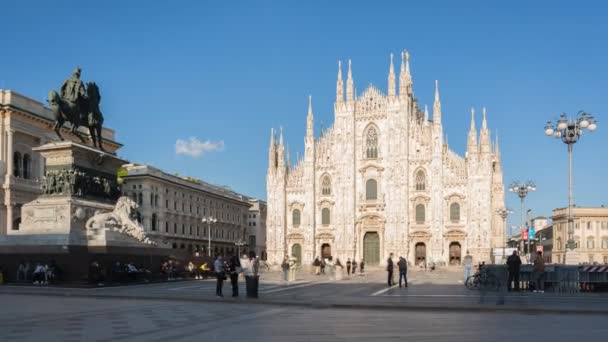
[496,207,513,262]
[201,217,217,257]
[235,240,246,258]
[544,111,598,264]
[509,181,536,262]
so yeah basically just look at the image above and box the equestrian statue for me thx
[47,67,105,151]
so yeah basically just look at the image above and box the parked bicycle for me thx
[465,264,500,291]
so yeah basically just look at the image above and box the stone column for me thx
[3,129,14,234]
[6,129,13,179]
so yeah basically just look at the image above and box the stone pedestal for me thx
[564,249,581,265]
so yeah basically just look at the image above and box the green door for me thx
[291,244,302,265]
[363,232,380,265]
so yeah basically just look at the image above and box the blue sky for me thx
[2,1,607,229]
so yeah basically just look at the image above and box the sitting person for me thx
[33,263,47,285]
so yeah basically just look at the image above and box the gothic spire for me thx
[388,53,396,97]
[306,95,314,138]
[495,130,501,157]
[424,104,429,124]
[433,80,442,125]
[399,50,412,97]
[346,59,354,102]
[336,60,344,104]
[467,108,478,152]
[268,127,276,170]
[479,107,491,153]
[279,126,284,146]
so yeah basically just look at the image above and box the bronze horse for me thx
[48,82,105,151]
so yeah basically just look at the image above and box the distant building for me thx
[0,90,120,234]
[552,206,608,264]
[121,164,251,256]
[247,199,267,259]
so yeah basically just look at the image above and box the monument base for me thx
[564,249,581,265]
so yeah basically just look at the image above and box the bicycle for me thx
[465,267,500,291]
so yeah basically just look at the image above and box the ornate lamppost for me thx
[544,111,598,264]
[509,181,536,262]
[496,207,513,262]
[201,217,217,257]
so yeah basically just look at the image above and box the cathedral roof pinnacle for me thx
[482,106,488,130]
[279,126,284,146]
[434,80,440,102]
[424,104,429,123]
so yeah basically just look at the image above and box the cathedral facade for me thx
[266,52,505,267]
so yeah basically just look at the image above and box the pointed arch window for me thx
[292,209,301,227]
[415,204,425,224]
[321,208,330,225]
[366,127,379,159]
[365,179,377,200]
[415,170,426,191]
[321,176,331,196]
[450,203,460,223]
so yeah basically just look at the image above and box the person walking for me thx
[398,257,408,288]
[320,258,326,274]
[506,250,522,292]
[228,255,241,297]
[245,251,260,298]
[352,260,357,275]
[346,258,352,276]
[463,251,473,283]
[281,255,290,284]
[533,251,545,293]
[360,259,365,274]
[214,256,225,297]
[313,257,321,275]
[386,253,395,287]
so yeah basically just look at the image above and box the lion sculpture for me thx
[85,196,154,245]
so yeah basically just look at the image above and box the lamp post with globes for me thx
[201,217,217,257]
[509,181,536,262]
[496,207,513,262]
[544,111,598,264]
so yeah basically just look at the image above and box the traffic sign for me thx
[522,228,528,241]
[529,226,535,240]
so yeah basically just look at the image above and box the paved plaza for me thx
[2,293,607,342]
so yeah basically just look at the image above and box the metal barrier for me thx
[485,264,608,293]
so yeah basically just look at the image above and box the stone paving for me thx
[1,294,607,341]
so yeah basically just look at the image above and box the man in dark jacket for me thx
[386,253,395,287]
[346,258,352,276]
[398,257,408,288]
[506,250,522,292]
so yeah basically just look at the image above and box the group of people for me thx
[214,252,260,298]
[311,256,365,278]
[17,261,61,285]
[386,254,408,288]
[506,250,546,293]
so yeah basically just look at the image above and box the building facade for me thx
[0,90,120,235]
[247,199,267,259]
[121,164,251,256]
[552,206,608,264]
[266,52,505,266]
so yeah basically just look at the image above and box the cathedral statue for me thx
[48,67,105,151]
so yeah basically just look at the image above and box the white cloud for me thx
[175,137,224,158]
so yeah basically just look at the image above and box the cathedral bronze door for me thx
[321,243,332,259]
[415,243,426,265]
[363,232,380,265]
[291,244,302,265]
[449,242,462,265]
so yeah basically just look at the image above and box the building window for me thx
[253,222,256,226]
[13,152,21,177]
[415,170,426,191]
[322,208,330,225]
[366,126,379,158]
[197,226,200,236]
[604,256,608,264]
[587,222,592,230]
[587,238,595,249]
[23,154,31,179]
[365,179,377,200]
[182,224,185,235]
[155,195,159,207]
[151,214,157,231]
[174,223,177,234]
[602,239,608,249]
[165,222,169,233]
[138,193,143,206]
[450,203,460,223]
[189,225,193,235]
[415,204,425,224]
[166,200,169,208]
[322,176,331,196]
[249,235,256,247]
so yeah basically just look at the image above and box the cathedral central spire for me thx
[336,60,344,105]
[433,80,442,125]
[467,108,478,153]
[346,59,354,103]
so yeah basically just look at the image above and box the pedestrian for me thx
[214,256,225,297]
[281,255,290,283]
[320,258,326,274]
[533,251,545,293]
[352,260,357,275]
[17,262,25,281]
[245,251,260,298]
[386,253,395,287]
[506,250,522,292]
[346,258,352,276]
[360,259,365,274]
[335,258,343,281]
[463,251,473,283]
[313,256,321,275]
[228,255,241,297]
[398,256,408,288]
